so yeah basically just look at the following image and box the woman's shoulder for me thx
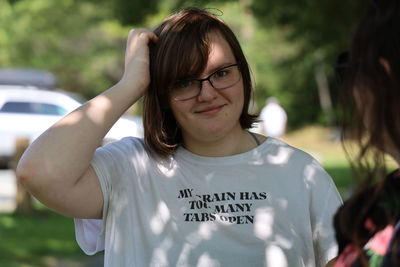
[96,137,150,158]
[102,136,144,148]
[263,136,317,162]
[93,137,167,173]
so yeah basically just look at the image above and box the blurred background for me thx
[0,0,369,266]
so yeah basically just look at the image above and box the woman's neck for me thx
[182,127,262,157]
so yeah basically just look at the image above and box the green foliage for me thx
[251,0,365,51]
[0,0,371,125]
[0,0,128,98]
[250,0,366,128]
[6,0,21,4]
[110,0,159,25]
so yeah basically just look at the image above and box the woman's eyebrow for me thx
[204,62,236,76]
[178,62,236,81]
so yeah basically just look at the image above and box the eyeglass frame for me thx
[169,63,241,101]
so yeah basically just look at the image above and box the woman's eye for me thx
[174,80,193,89]
[214,70,229,78]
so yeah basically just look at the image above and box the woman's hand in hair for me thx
[118,29,158,96]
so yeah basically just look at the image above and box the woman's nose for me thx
[197,80,218,102]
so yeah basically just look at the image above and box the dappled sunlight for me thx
[0,216,16,228]
[266,146,294,165]
[275,198,288,210]
[275,234,292,249]
[205,172,216,183]
[198,222,218,240]
[56,107,84,126]
[151,238,173,266]
[265,245,288,267]
[303,162,318,189]
[150,220,220,265]
[254,206,293,255]
[197,253,220,266]
[52,94,112,129]
[176,243,193,264]
[156,157,178,179]
[85,95,113,126]
[254,207,274,239]
[187,222,218,244]
[249,148,264,165]
[248,140,295,167]
[110,186,132,259]
[150,201,171,235]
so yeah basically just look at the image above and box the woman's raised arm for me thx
[16,29,158,219]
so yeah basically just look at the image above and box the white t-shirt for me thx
[75,137,342,267]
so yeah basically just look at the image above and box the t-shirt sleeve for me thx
[304,159,343,266]
[74,138,134,255]
[74,218,105,255]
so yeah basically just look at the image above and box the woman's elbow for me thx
[16,157,37,188]
[15,155,50,189]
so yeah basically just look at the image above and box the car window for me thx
[0,101,68,115]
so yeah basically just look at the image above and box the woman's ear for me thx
[379,58,391,74]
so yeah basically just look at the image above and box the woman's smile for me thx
[195,104,226,116]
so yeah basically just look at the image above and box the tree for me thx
[2,0,369,128]
[249,0,366,128]
[11,138,33,214]
[1,0,129,98]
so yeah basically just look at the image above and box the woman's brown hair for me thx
[334,0,400,265]
[143,7,257,157]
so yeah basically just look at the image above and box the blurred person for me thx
[333,0,400,266]
[17,8,341,266]
[259,97,287,138]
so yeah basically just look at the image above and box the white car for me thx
[0,86,143,168]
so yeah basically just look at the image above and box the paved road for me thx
[0,169,16,212]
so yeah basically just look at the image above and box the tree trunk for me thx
[11,138,34,214]
[315,64,334,126]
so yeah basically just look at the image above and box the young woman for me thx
[17,8,341,266]
[333,1,400,266]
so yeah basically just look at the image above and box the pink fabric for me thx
[334,225,395,267]
[369,225,395,256]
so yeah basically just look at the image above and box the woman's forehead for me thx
[171,30,235,80]
[202,32,236,73]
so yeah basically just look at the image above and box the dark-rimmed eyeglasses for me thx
[170,63,241,101]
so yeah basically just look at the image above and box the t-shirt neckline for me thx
[174,136,277,165]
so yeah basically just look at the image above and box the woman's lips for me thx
[195,104,225,115]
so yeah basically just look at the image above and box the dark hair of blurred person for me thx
[334,0,400,266]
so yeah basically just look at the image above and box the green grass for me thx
[0,208,89,266]
[324,164,353,198]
